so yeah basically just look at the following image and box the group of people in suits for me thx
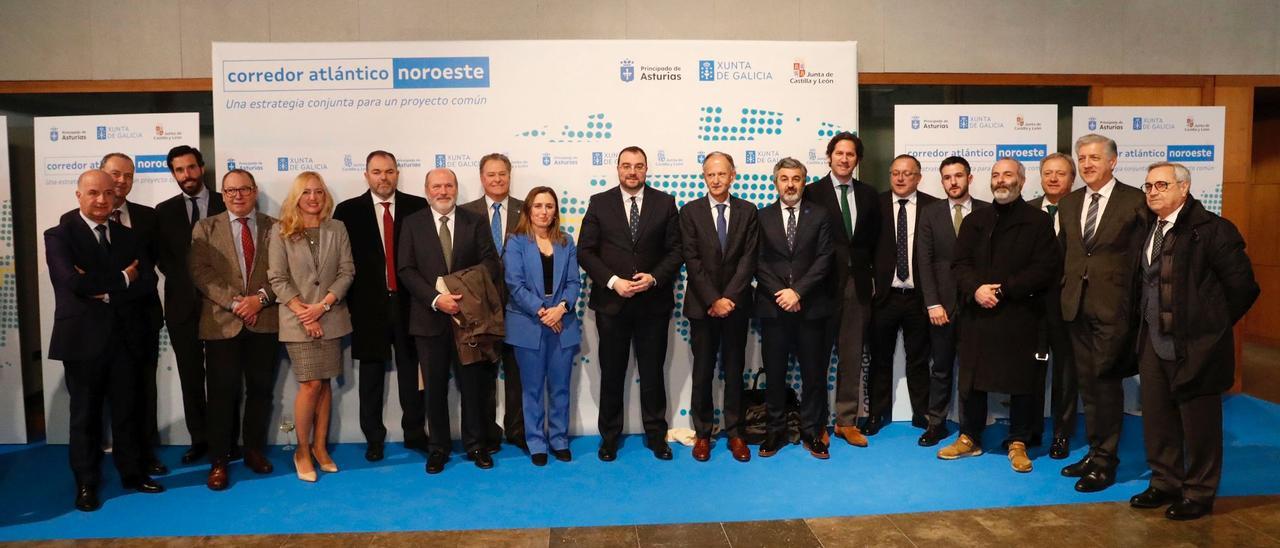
[47,132,1258,521]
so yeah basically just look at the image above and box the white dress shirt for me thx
[1080,178,1117,239]
[707,194,731,230]
[429,206,456,310]
[184,185,211,221]
[1040,197,1063,235]
[890,192,918,289]
[828,171,858,234]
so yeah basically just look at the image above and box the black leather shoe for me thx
[1061,456,1094,477]
[123,476,165,494]
[74,484,100,512]
[469,449,494,469]
[181,443,208,465]
[1130,486,1180,509]
[1166,498,1213,520]
[1075,467,1116,493]
[802,436,830,459]
[145,458,169,476]
[531,453,548,466]
[862,416,888,436]
[918,425,948,447]
[1050,437,1070,460]
[552,448,572,462]
[598,439,618,462]
[646,439,673,461]
[758,433,785,458]
[426,451,448,474]
[365,442,385,462]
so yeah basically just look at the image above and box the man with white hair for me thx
[1126,162,1257,520]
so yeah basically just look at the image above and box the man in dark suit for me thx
[680,152,758,463]
[46,169,165,512]
[803,132,879,448]
[755,158,834,460]
[1029,152,1078,459]
[867,154,939,435]
[916,156,989,447]
[578,145,683,462]
[459,153,526,451]
[1058,134,1150,492]
[333,150,430,462]
[100,153,167,476]
[154,145,226,465]
[1127,162,1258,520]
[398,168,502,474]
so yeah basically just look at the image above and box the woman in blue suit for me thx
[504,186,582,466]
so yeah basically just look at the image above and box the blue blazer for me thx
[504,233,582,350]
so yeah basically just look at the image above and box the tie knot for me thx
[441,215,449,224]
[190,197,198,203]
[492,203,501,212]
[95,224,107,233]
[899,198,909,205]
[381,201,391,210]
[630,196,637,203]
[1090,193,1101,202]
[839,184,849,191]
[954,204,962,212]
[1158,220,1168,228]
[716,203,726,212]
[237,217,249,226]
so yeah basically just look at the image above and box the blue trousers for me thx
[514,327,578,455]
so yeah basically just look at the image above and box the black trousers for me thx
[869,290,931,423]
[595,309,670,443]
[960,388,1035,448]
[830,280,870,427]
[485,343,525,444]
[1068,298,1126,470]
[689,311,749,439]
[166,317,209,445]
[358,292,428,446]
[416,333,497,454]
[1139,335,1222,504]
[134,325,162,460]
[1031,314,1078,441]
[205,330,279,461]
[760,315,828,439]
[65,341,142,486]
[925,319,956,428]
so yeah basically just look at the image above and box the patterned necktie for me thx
[1046,204,1058,219]
[109,210,122,225]
[896,199,909,281]
[715,203,728,252]
[381,202,396,291]
[1082,193,1101,250]
[1151,220,1168,263]
[785,206,797,252]
[439,215,453,272]
[190,197,201,227]
[629,196,640,243]
[238,217,254,286]
[952,204,963,236]
[94,224,110,253]
[838,184,853,238]
[491,202,504,254]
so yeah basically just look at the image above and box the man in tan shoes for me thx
[937,158,1060,473]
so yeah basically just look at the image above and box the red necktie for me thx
[382,202,397,291]
[239,217,255,286]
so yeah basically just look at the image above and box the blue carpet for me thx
[2,395,1278,541]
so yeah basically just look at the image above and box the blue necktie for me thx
[491,202,503,254]
[896,198,909,281]
[715,203,728,252]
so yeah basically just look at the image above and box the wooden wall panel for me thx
[1216,86,1254,184]
[1099,86,1202,106]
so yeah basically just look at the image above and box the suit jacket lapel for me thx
[633,186,660,247]
[553,241,567,298]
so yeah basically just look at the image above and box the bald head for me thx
[425,168,459,214]
[76,170,118,223]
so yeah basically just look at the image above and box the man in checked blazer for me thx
[679,151,758,463]
[1057,133,1151,493]
[188,169,280,491]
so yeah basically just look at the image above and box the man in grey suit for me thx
[916,156,988,447]
[460,153,526,451]
[1029,152,1078,459]
[1057,134,1151,492]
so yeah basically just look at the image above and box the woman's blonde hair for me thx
[278,171,334,240]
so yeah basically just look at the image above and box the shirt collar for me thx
[431,206,456,222]
[190,185,209,202]
[371,191,396,207]
[230,209,257,222]
[1089,178,1117,199]
[707,194,730,208]
[891,191,918,204]
[621,185,644,199]
[781,199,803,211]
[829,171,853,186]
[484,195,509,212]
[948,196,971,210]
[1160,202,1185,225]
[79,211,106,229]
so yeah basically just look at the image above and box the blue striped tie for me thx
[491,202,503,254]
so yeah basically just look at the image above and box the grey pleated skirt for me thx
[285,338,343,381]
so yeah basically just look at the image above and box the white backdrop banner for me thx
[36,113,201,444]
[214,40,858,441]
[1072,106,1226,214]
[0,115,24,443]
[894,105,1058,201]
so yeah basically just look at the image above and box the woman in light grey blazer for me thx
[268,171,354,482]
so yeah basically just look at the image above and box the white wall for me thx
[0,0,1276,81]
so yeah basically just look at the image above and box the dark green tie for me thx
[838,184,853,238]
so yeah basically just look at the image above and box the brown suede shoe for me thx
[937,434,983,460]
[834,425,868,447]
[728,437,751,462]
[692,437,711,462]
[1008,441,1033,473]
[243,449,274,474]
[207,462,229,491]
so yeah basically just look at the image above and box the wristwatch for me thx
[258,293,270,306]
[322,302,332,312]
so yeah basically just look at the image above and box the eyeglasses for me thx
[1141,181,1174,194]
[890,171,919,178]
[223,187,256,196]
